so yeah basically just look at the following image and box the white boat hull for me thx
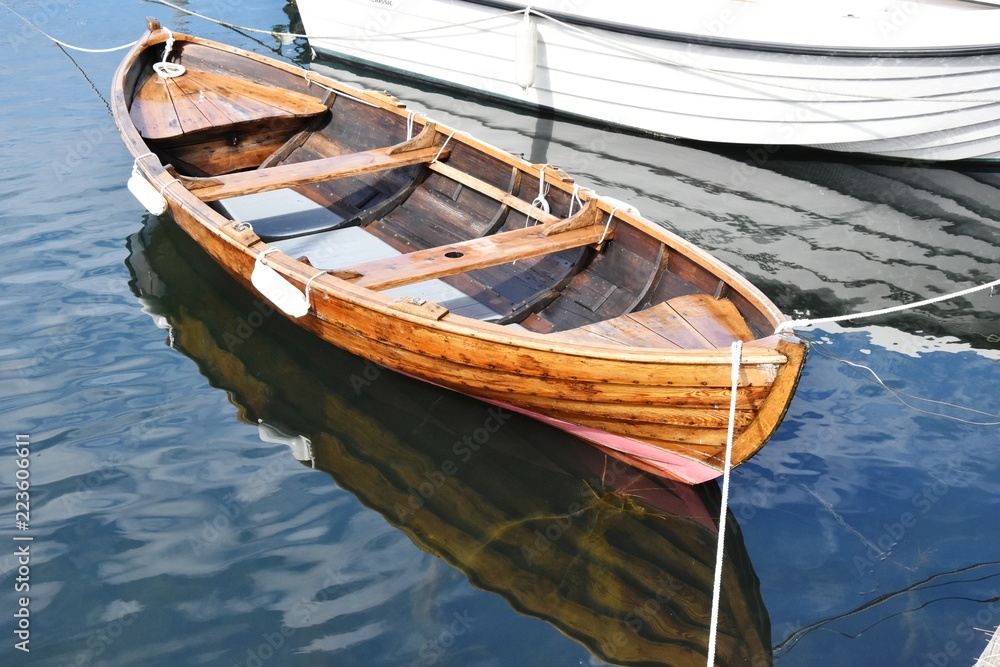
[297,0,1000,161]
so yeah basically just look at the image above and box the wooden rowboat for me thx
[112,19,807,484]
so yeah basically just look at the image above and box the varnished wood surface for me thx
[343,219,613,290]
[130,67,327,141]
[186,145,446,202]
[112,24,808,481]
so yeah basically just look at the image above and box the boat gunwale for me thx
[112,24,799,368]
[457,0,1000,58]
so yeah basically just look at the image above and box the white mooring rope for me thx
[706,340,743,667]
[776,278,1000,333]
[0,0,137,52]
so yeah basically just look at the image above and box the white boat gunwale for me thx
[460,0,1000,57]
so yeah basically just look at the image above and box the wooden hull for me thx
[298,0,1000,161]
[112,22,806,484]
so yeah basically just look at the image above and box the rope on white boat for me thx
[706,340,743,667]
[140,0,1000,104]
[146,0,523,42]
[29,0,968,106]
[776,277,1000,333]
[0,0,137,52]
[526,7,1000,105]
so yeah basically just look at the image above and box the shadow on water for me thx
[125,216,773,667]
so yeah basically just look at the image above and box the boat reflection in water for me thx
[126,216,772,666]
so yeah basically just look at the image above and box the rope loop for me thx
[567,184,591,217]
[259,248,281,262]
[158,178,181,196]
[600,208,619,245]
[406,110,421,141]
[531,164,551,215]
[154,28,186,79]
[432,130,456,163]
[303,269,327,305]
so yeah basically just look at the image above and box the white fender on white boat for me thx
[514,11,537,90]
[127,166,168,216]
[251,252,310,318]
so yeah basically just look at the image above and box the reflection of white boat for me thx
[297,0,1000,161]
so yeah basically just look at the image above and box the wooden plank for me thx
[478,167,521,237]
[550,301,715,350]
[342,222,615,291]
[258,92,334,169]
[575,315,683,349]
[164,82,214,135]
[430,161,560,225]
[131,67,327,140]
[498,247,591,325]
[628,303,714,349]
[172,67,326,120]
[188,146,446,201]
[130,77,180,139]
[667,294,755,347]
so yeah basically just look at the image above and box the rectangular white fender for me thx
[251,254,310,318]
[127,166,168,216]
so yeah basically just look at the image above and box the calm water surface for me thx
[1,2,999,666]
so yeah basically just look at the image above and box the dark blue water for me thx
[1,2,999,665]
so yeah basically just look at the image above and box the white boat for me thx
[296,0,1000,161]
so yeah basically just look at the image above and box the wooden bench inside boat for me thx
[550,295,755,349]
[270,225,511,321]
[332,200,609,290]
[182,144,447,202]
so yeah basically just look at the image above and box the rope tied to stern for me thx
[776,277,1000,333]
[706,340,743,667]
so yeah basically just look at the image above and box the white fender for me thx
[127,166,167,216]
[251,253,310,318]
[514,11,537,89]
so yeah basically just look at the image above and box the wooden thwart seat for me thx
[551,294,755,349]
[180,145,447,202]
[334,200,609,290]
